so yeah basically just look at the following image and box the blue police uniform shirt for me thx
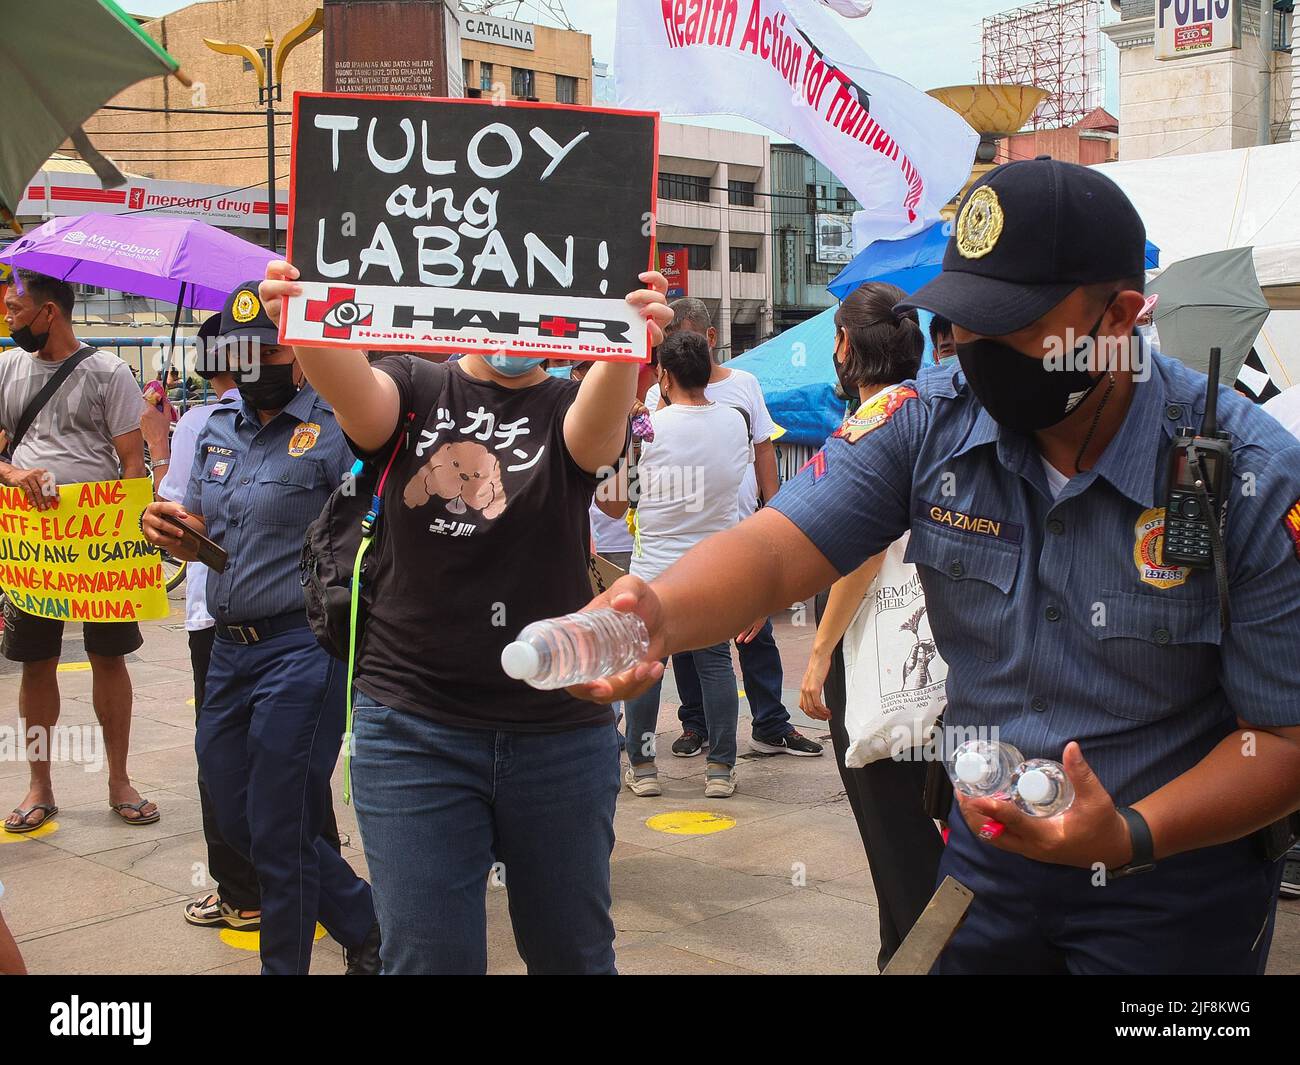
[772,353,1300,808]
[183,385,352,623]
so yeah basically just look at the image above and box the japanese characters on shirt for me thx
[283,93,659,362]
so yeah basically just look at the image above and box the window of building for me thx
[555,74,578,104]
[807,260,831,287]
[686,244,713,270]
[480,62,494,92]
[835,186,858,212]
[728,179,756,206]
[730,247,758,273]
[659,172,711,203]
[512,67,535,98]
[462,59,473,94]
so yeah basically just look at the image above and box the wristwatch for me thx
[1108,806,1156,879]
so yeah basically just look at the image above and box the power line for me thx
[97,104,287,116]
[84,122,292,135]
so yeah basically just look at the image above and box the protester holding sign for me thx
[258,253,673,975]
[141,284,379,975]
[0,269,158,834]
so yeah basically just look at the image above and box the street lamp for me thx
[203,9,323,252]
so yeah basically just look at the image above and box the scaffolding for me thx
[981,0,1104,130]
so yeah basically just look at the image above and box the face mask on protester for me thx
[832,331,858,399]
[486,354,547,378]
[236,361,299,411]
[11,305,52,353]
[956,299,1114,433]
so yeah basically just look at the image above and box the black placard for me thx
[283,92,659,361]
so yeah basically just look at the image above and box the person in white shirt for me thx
[646,299,824,759]
[607,330,752,798]
[153,318,263,932]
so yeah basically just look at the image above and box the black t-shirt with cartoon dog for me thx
[355,356,608,732]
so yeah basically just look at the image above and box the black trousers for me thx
[189,629,344,910]
[816,591,945,972]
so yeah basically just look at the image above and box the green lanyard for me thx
[342,533,374,806]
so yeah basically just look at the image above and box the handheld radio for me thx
[1162,347,1232,571]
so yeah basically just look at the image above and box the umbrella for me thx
[829,221,1162,301]
[0,213,276,312]
[0,0,186,225]
[1148,247,1272,382]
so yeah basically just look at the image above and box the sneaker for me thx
[624,767,662,797]
[751,728,824,757]
[704,766,737,798]
[671,730,708,758]
[1281,845,1300,899]
[183,893,261,931]
[344,921,382,975]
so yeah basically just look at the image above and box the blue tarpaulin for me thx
[730,307,845,448]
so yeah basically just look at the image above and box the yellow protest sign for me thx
[0,477,168,623]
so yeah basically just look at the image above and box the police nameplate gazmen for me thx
[577,157,1300,976]
[281,92,658,362]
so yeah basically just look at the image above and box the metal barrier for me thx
[0,335,211,408]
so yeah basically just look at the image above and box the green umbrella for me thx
[1148,247,1272,384]
[0,0,185,226]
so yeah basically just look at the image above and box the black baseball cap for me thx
[193,313,227,380]
[896,157,1146,337]
[219,280,280,346]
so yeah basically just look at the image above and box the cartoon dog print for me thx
[403,440,507,520]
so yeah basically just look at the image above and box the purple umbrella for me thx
[0,212,275,311]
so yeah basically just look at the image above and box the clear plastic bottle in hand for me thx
[501,609,650,690]
[1009,758,1075,818]
[946,739,1025,799]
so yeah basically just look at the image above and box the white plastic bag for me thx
[841,533,947,767]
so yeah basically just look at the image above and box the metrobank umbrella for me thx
[0,0,186,227]
[1148,247,1272,382]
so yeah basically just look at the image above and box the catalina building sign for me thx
[463,13,536,51]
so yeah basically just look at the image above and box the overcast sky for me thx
[127,0,1120,125]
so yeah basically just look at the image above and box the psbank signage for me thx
[1155,0,1241,61]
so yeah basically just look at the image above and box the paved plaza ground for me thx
[1,590,1297,975]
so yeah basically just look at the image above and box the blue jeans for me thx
[626,643,738,768]
[198,625,375,975]
[350,693,620,975]
[677,618,791,742]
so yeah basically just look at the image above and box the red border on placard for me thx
[281,91,660,362]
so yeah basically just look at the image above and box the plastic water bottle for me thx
[1010,759,1075,818]
[945,739,1025,799]
[501,608,650,690]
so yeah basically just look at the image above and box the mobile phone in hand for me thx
[161,512,228,573]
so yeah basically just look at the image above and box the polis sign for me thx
[1155,0,1241,61]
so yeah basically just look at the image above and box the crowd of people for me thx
[2,157,1299,976]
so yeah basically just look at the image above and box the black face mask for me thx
[11,306,51,353]
[236,362,298,411]
[956,301,1113,433]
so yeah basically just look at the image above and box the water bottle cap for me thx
[500,641,540,681]
[1017,768,1054,804]
[954,750,990,785]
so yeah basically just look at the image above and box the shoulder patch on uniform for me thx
[798,450,828,483]
[833,385,918,445]
[289,421,321,458]
[1134,507,1190,589]
[1285,498,1300,563]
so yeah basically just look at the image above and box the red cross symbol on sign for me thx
[305,287,372,340]
[538,316,579,338]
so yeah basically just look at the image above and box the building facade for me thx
[655,123,773,358]
[1103,0,1296,159]
[770,144,860,333]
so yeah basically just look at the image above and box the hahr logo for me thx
[62,230,89,246]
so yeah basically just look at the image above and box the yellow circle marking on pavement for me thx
[220,923,327,952]
[646,810,737,836]
[0,819,58,842]
[56,662,92,673]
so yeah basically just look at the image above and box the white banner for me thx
[815,212,854,263]
[15,170,287,232]
[616,0,977,244]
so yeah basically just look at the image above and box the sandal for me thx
[183,893,261,930]
[109,799,161,826]
[3,802,58,834]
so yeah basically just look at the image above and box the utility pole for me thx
[204,9,324,252]
[1259,0,1273,146]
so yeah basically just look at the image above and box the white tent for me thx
[1094,142,1300,391]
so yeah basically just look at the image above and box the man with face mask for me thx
[582,158,1300,974]
[141,282,379,975]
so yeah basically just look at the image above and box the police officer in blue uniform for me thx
[586,159,1300,974]
[142,283,379,975]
